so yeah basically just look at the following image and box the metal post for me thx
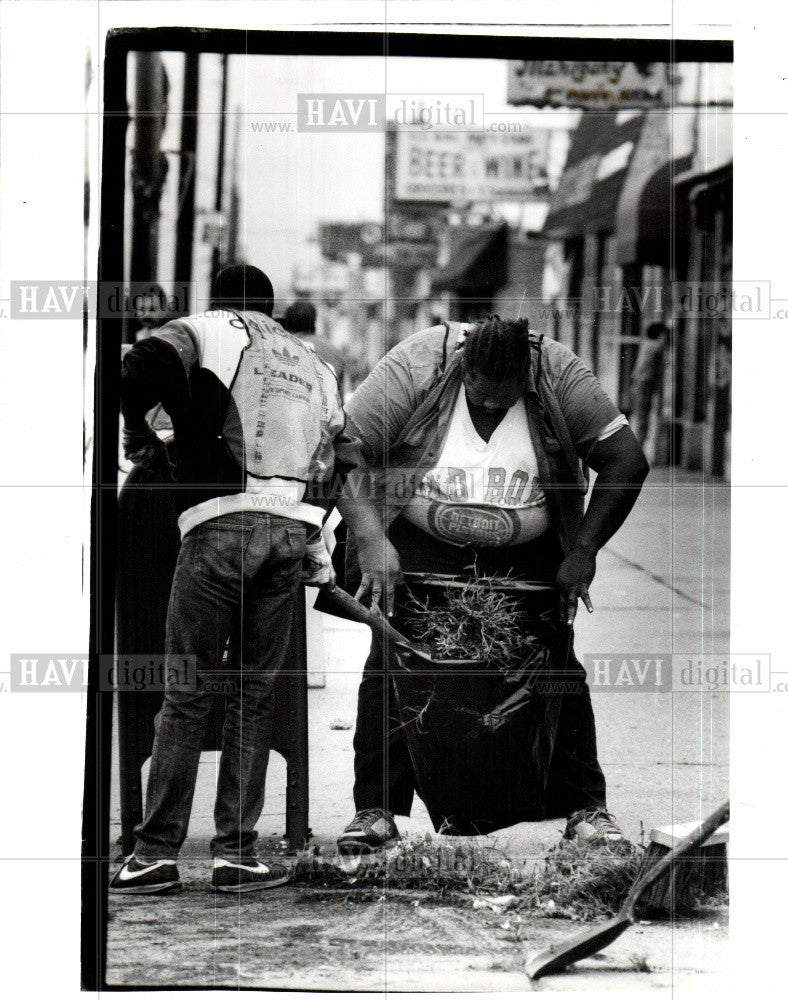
[284,588,310,849]
[211,54,228,279]
[226,106,242,263]
[86,32,129,991]
[130,53,169,289]
[174,52,199,309]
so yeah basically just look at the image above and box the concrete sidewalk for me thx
[107,466,730,992]
[110,465,730,859]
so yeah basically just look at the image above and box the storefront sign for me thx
[507,61,671,108]
[393,127,551,203]
[372,241,438,268]
[319,222,383,265]
[200,212,226,246]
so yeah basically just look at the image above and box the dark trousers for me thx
[134,512,307,862]
[351,518,607,820]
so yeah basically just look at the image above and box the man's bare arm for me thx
[335,440,402,616]
[556,426,649,624]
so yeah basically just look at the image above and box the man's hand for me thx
[354,536,403,617]
[123,425,169,472]
[556,425,649,626]
[301,532,337,589]
[556,545,596,626]
[335,470,403,616]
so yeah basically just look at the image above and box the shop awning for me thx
[615,110,695,265]
[432,222,508,294]
[673,160,732,196]
[542,111,646,239]
[543,107,700,266]
[615,157,692,265]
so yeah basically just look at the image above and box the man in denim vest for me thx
[336,316,649,854]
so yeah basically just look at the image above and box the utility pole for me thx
[211,54,229,280]
[174,52,199,310]
[129,53,169,294]
[226,105,242,263]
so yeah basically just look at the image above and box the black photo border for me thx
[86,25,733,991]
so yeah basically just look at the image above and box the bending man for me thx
[337,316,648,854]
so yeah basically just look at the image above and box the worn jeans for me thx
[134,511,307,862]
[351,517,607,820]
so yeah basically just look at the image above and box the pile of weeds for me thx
[524,839,644,920]
[402,574,552,680]
[290,835,517,896]
[289,834,646,920]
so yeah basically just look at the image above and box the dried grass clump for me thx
[290,834,645,921]
[403,575,551,679]
[527,839,643,920]
[290,836,516,896]
[290,825,725,922]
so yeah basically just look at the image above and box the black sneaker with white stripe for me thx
[109,856,180,894]
[211,858,290,893]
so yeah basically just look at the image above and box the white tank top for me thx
[403,385,551,547]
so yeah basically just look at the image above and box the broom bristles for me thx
[636,841,728,915]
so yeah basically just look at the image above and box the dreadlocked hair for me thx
[461,315,531,381]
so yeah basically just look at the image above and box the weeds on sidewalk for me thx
[291,835,514,898]
[289,834,645,920]
[527,838,643,920]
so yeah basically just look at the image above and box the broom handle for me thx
[627,800,730,906]
[325,586,414,650]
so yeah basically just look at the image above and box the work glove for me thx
[301,530,337,589]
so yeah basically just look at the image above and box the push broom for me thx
[525,800,730,980]
[637,810,729,915]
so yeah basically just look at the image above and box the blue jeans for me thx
[134,511,307,862]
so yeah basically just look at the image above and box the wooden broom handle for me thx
[324,586,485,670]
[325,586,413,650]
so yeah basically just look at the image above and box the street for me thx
[108,466,730,990]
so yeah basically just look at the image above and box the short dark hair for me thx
[283,300,317,334]
[461,316,531,381]
[646,321,669,340]
[210,264,274,315]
